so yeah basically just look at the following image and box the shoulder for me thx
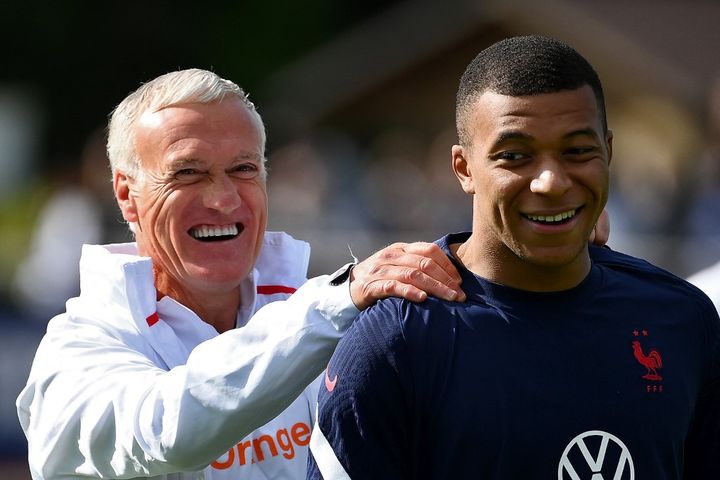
[331,297,425,365]
[590,245,718,317]
[355,295,461,336]
[342,297,407,354]
[591,244,692,288]
[589,244,665,275]
[347,295,482,364]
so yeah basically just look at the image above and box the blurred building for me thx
[260,0,720,277]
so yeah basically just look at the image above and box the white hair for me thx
[107,68,266,180]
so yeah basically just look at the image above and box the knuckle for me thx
[382,280,396,295]
[427,243,443,255]
[418,257,432,272]
[405,268,422,282]
[359,280,373,300]
[413,241,433,251]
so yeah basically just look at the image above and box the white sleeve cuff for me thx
[307,263,360,333]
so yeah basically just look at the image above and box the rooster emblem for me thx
[632,340,663,381]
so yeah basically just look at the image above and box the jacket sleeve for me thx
[308,299,413,480]
[16,272,359,479]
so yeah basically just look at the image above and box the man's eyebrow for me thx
[235,152,262,161]
[492,128,601,145]
[167,158,202,169]
[563,128,601,142]
[494,130,534,144]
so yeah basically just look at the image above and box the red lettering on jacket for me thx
[211,422,310,469]
[211,447,235,469]
[291,422,311,446]
[277,428,295,459]
[253,434,278,461]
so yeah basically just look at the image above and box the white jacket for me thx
[17,231,358,480]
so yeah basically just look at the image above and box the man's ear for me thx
[606,129,613,166]
[451,145,475,194]
[114,171,139,223]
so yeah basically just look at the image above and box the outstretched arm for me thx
[17,241,463,479]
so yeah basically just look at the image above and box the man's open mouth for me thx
[523,208,578,225]
[189,223,243,242]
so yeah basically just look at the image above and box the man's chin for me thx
[185,266,251,290]
[519,242,589,268]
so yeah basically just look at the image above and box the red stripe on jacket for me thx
[146,286,296,327]
[257,285,297,295]
[146,312,160,326]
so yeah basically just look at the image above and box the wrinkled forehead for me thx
[133,100,266,170]
[142,99,262,138]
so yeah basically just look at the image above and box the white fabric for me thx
[310,410,350,480]
[688,260,720,313]
[17,231,359,480]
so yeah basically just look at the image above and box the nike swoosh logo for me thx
[325,368,338,392]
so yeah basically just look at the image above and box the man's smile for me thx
[189,223,244,242]
[523,208,580,226]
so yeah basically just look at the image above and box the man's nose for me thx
[529,158,572,196]
[203,175,242,213]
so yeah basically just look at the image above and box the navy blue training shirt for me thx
[308,232,720,479]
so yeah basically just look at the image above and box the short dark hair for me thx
[456,35,607,146]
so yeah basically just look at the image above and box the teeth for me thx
[191,224,239,239]
[527,209,576,223]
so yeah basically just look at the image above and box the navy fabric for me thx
[309,232,720,479]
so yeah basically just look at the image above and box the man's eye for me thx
[494,151,527,161]
[231,163,260,177]
[174,168,203,180]
[564,147,598,159]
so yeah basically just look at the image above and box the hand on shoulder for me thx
[349,242,466,310]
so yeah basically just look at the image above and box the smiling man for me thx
[118,97,270,333]
[308,36,720,479]
[16,69,466,480]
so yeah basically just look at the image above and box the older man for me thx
[16,69,465,479]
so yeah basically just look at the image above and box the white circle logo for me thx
[558,430,634,480]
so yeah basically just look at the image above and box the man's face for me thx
[116,98,267,297]
[452,85,611,275]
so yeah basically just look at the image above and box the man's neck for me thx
[154,269,242,333]
[451,236,591,292]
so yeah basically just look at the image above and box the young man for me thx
[16,69,465,479]
[308,36,720,479]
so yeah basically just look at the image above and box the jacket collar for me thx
[77,231,311,356]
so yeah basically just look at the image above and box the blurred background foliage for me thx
[1,1,719,476]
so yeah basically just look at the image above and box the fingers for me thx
[349,242,466,310]
[590,209,610,246]
[402,242,462,285]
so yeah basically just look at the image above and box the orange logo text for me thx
[211,422,311,469]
